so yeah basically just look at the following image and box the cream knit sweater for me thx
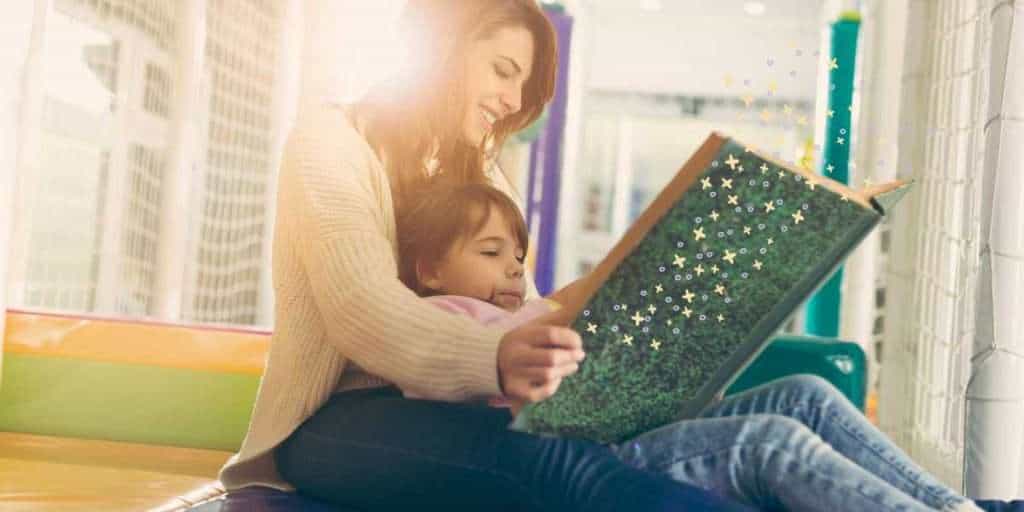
[218,103,540,491]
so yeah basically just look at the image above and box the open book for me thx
[509,132,911,444]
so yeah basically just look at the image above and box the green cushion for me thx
[0,334,865,451]
[0,353,258,451]
[728,334,866,410]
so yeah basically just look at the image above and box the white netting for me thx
[1,2,39,353]
[119,143,166,315]
[866,0,1024,494]
[10,0,293,327]
[961,0,1024,498]
[877,0,990,490]
[17,1,126,313]
[184,0,283,326]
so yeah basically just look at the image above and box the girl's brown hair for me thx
[397,181,529,296]
[350,0,558,216]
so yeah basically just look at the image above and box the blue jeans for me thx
[275,375,969,511]
[609,374,973,512]
[275,387,752,511]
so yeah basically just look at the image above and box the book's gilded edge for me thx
[735,140,879,210]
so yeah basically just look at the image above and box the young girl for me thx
[396,180,564,409]
[219,1,995,510]
[397,181,554,325]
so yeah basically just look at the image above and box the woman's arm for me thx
[284,109,581,407]
[284,122,506,403]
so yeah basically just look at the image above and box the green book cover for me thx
[510,132,911,444]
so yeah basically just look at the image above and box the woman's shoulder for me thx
[280,102,395,224]
[289,102,367,153]
[284,101,383,179]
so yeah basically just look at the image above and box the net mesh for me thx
[12,0,287,327]
[185,0,282,325]
[119,144,165,315]
[872,0,994,489]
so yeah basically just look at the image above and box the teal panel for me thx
[728,335,867,411]
[806,17,862,337]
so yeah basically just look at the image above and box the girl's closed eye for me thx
[493,64,512,79]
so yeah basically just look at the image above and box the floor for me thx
[0,431,232,511]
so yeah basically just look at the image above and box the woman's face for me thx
[420,205,527,311]
[461,25,535,146]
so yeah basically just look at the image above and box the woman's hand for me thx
[497,323,585,407]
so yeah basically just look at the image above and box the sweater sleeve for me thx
[285,130,506,402]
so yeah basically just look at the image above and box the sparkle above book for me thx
[509,132,911,444]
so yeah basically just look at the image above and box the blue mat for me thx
[188,487,345,512]
[187,486,534,511]
[976,500,1024,512]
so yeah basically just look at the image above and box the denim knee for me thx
[776,374,843,404]
[744,414,822,450]
[532,435,618,470]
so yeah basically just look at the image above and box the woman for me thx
[218,1,985,511]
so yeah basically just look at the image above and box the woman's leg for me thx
[274,386,753,512]
[611,411,942,511]
[702,374,973,511]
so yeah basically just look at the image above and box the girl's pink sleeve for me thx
[423,296,560,330]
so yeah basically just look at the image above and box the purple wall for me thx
[526,8,573,295]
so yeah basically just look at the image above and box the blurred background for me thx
[2,0,1023,503]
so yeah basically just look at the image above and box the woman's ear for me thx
[416,259,444,293]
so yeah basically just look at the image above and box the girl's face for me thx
[420,205,526,311]
[461,25,535,146]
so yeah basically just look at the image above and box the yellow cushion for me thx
[0,432,231,511]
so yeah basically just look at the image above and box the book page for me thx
[733,135,906,209]
[540,133,907,325]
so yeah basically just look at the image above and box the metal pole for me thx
[805,12,861,337]
[7,0,52,309]
[526,7,573,295]
[839,0,908,398]
[1,0,46,385]
[153,0,207,321]
[258,0,303,327]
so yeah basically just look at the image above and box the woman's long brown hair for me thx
[350,0,558,216]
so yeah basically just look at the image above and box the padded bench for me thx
[0,309,865,511]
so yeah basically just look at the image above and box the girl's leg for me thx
[611,411,943,511]
[274,386,753,512]
[699,374,975,511]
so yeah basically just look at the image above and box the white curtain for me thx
[864,0,1024,497]
[0,0,43,382]
[964,0,1024,499]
